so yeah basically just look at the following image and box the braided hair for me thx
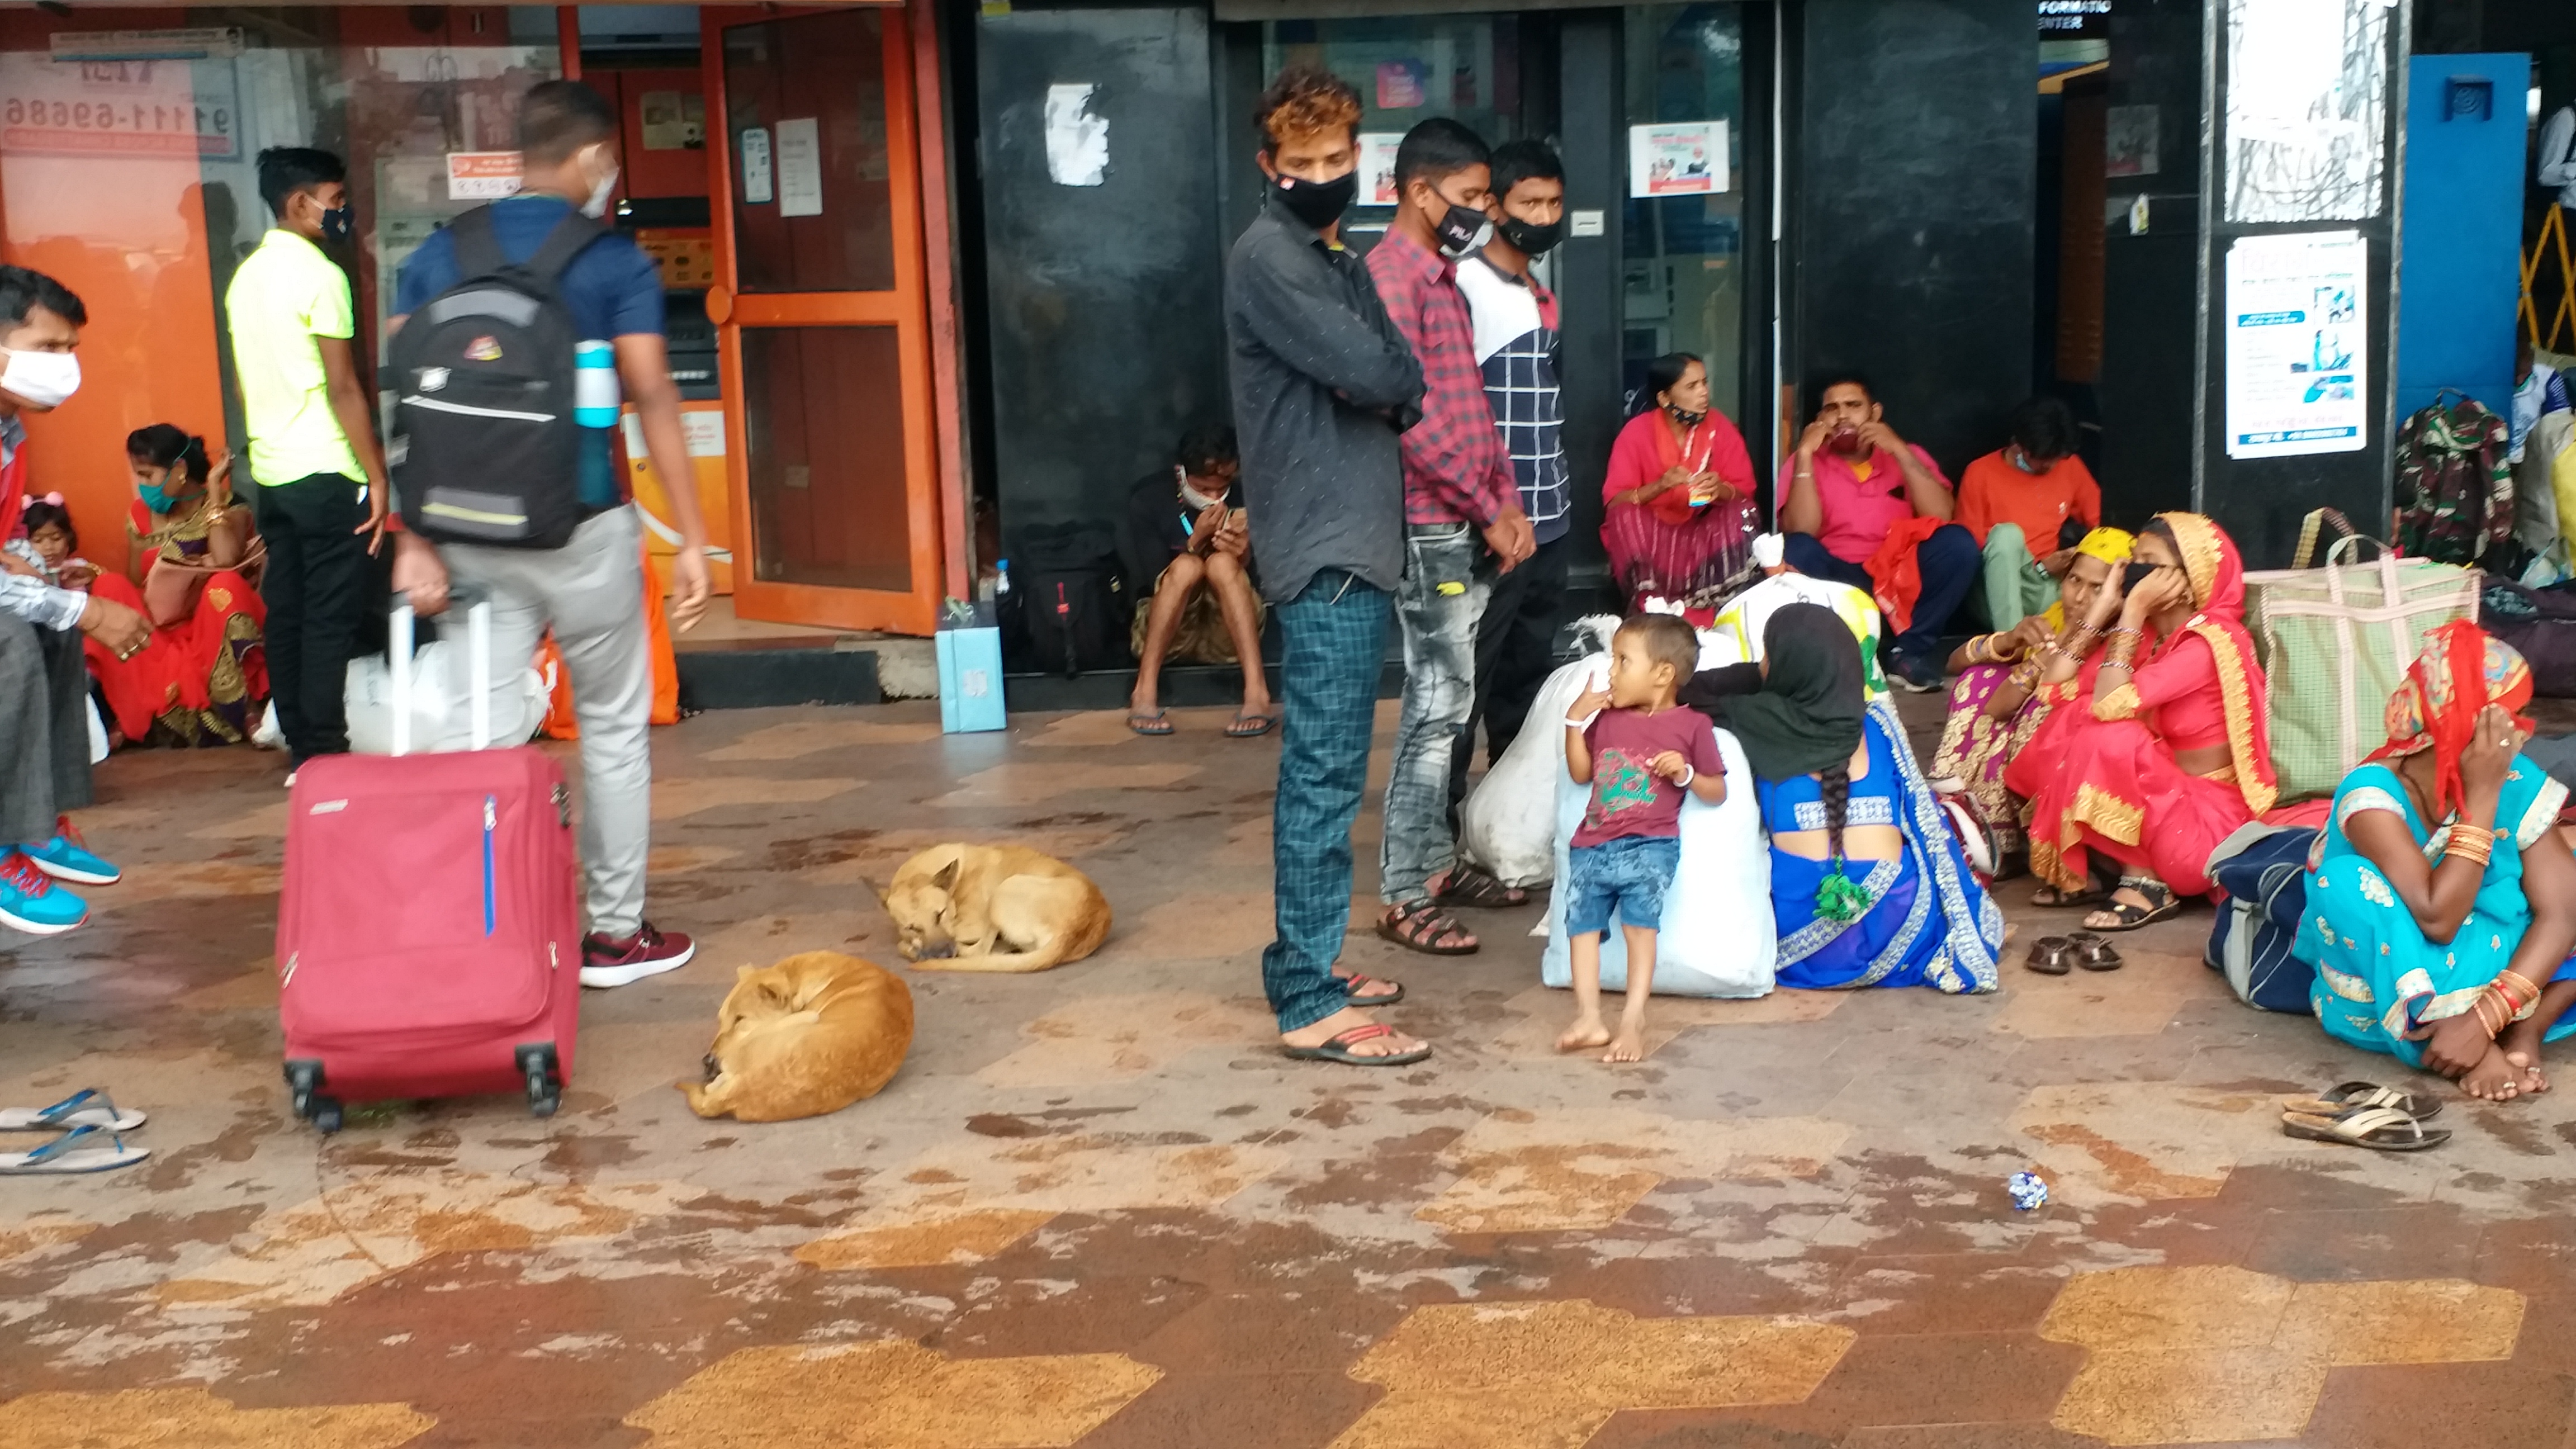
[1816,759,1852,862]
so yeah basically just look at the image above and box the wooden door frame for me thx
[701,1,944,635]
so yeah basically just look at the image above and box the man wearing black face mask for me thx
[227,146,390,776]
[1447,139,1571,841]
[1225,67,1432,1067]
[1366,117,1536,954]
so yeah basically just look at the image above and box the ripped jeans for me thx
[1381,521,1490,908]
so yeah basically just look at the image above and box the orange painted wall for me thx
[1,9,221,575]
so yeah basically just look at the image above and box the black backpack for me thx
[1003,522,1129,678]
[389,206,604,550]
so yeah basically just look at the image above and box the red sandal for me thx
[1337,971,1405,1006]
[1282,1022,1432,1067]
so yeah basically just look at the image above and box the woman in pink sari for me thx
[2005,512,2277,931]
[1600,352,1756,605]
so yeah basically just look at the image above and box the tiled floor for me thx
[6,697,2574,1449]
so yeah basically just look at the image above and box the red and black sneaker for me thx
[579,922,696,989]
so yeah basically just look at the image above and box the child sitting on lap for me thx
[1560,613,1727,1063]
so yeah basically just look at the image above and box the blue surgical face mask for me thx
[136,469,183,514]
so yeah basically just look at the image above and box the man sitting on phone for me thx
[1777,373,1977,694]
[1121,423,1275,737]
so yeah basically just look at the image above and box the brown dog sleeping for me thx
[682,951,915,1122]
[884,844,1111,973]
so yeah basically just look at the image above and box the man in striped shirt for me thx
[1366,119,1536,956]
[1450,140,1573,832]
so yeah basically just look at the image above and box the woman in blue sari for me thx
[2300,621,2576,1102]
[1683,604,2003,992]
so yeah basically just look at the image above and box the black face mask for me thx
[1667,404,1707,428]
[1271,168,1357,231]
[1433,200,1492,258]
[320,206,354,244]
[1497,215,1565,256]
[2121,560,2160,594]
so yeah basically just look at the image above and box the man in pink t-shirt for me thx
[1775,374,1977,693]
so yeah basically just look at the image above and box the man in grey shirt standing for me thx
[1227,65,1431,1067]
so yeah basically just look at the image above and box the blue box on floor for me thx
[936,599,1007,733]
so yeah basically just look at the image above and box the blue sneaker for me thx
[0,850,87,936]
[26,817,119,886]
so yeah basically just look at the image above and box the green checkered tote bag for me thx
[2247,521,2480,802]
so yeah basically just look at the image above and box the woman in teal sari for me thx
[2299,621,2576,1102]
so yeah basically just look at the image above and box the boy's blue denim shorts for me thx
[1565,834,1682,938]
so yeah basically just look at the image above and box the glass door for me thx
[702,4,940,633]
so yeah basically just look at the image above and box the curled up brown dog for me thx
[683,952,915,1123]
[884,844,1112,974]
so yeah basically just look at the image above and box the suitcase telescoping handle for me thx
[388,588,495,757]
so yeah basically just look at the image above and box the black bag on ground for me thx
[388,205,604,550]
[1003,522,1129,677]
[2479,574,2576,697]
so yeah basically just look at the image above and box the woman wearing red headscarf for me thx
[2297,622,2576,1111]
[2005,512,2279,930]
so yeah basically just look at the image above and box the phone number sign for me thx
[0,58,237,160]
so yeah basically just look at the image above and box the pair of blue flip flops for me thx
[0,1090,150,1175]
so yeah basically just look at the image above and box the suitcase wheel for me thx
[517,1043,563,1119]
[284,1060,325,1120]
[311,1097,344,1135]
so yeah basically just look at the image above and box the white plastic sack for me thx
[343,643,546,755]
[1459,622,1621,887]
[1709,572,1887,699]
[252,700,284,751]
[1540,716,1776,999]
[85,697,107,764]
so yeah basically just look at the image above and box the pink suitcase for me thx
[276,597,580,1133]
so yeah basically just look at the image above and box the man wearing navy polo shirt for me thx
[388,80,712,990]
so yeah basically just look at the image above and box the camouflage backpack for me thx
[2393,390,2509,565]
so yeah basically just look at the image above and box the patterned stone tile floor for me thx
[7,697,2576,1448]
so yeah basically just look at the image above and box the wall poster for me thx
[1627,121,1726,199]
[2223,230,2368,459]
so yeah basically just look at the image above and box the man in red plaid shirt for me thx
[1366,117,1536,956]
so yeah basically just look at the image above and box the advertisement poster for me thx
[1043,83,1109,187]
[1359,132,1403,207]
[444,150,522,200]
[1627,121,1726,198]
[1376,60,1427,110]
[2223,230,2367,459]
[2104,104,2158,177]
[0,55,238,159]
[739,126,773,204]
[774,117,822,217]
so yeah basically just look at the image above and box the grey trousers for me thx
[435,505,651,938]
[0,610,92,846]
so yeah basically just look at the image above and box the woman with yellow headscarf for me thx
[1928,526,2132,873]
[2299,621,2576,1109]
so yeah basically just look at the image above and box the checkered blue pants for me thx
[1262,569,1389,1033]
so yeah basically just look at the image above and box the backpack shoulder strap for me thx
[448,205,505,279]
[521,210,610,287]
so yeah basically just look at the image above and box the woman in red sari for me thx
[1600,352,1756,605]
[83,425,268,747]
[2005,512,2277,931]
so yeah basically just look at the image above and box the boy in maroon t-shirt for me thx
[1560,613,1727,1063]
